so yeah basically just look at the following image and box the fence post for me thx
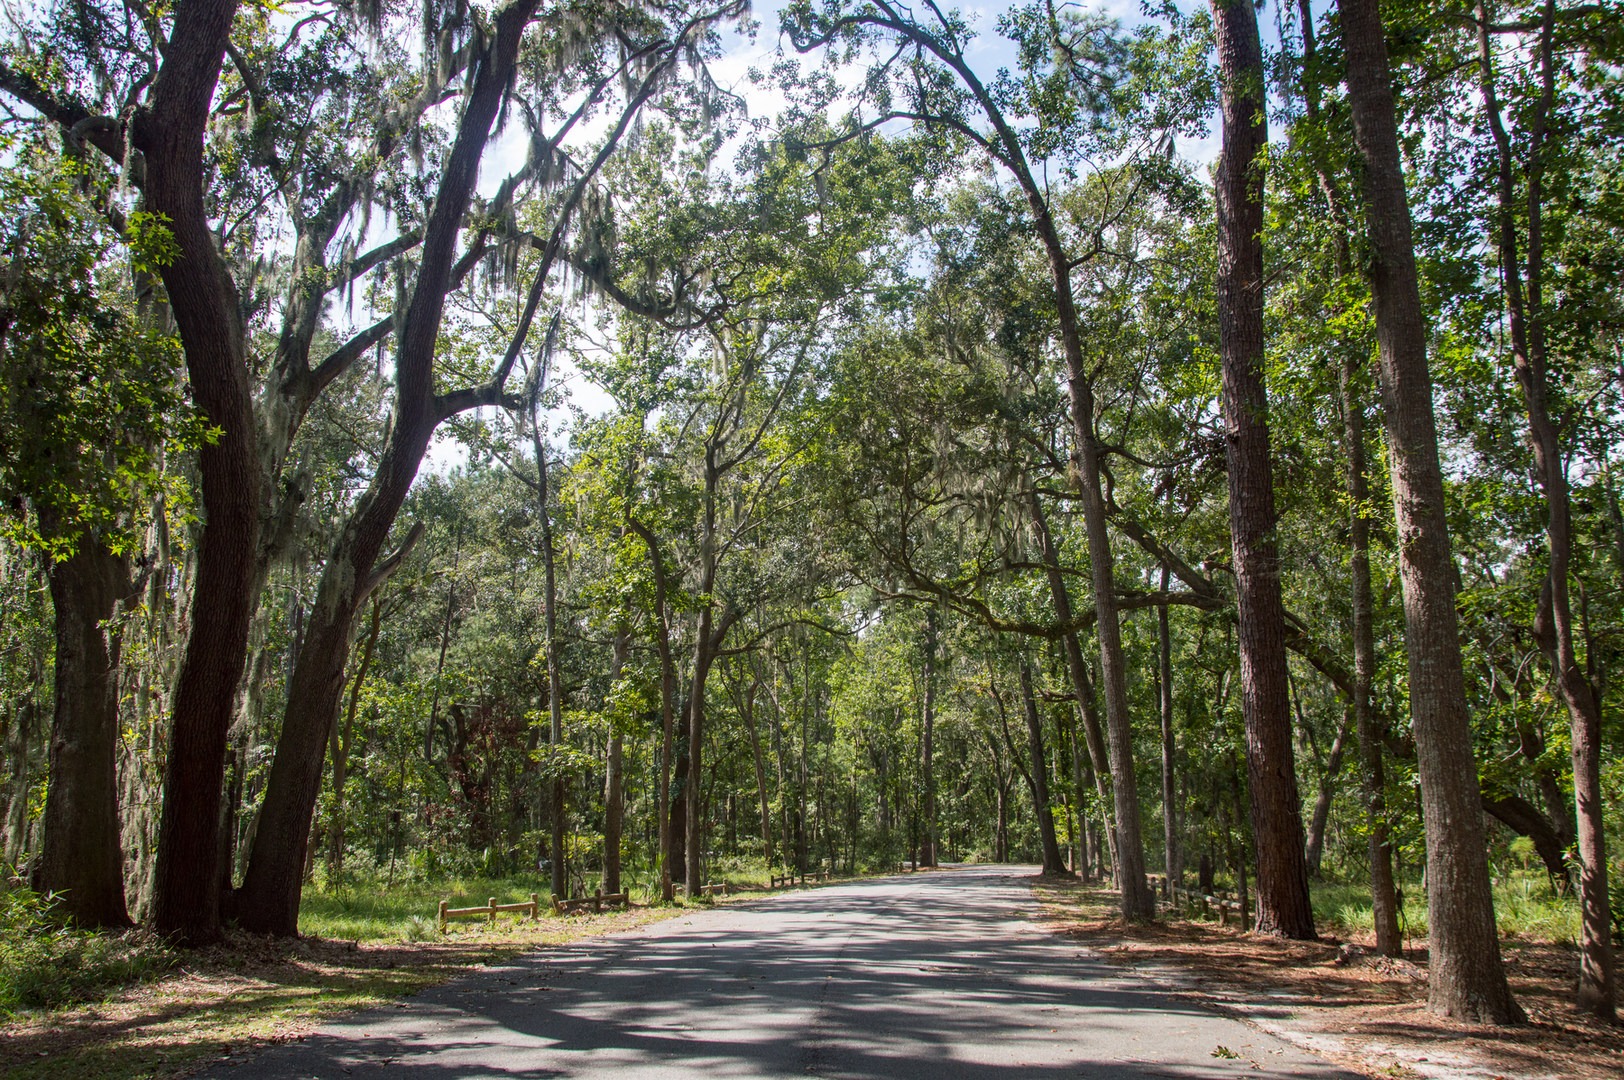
[488,897,497,923]
[438,900,448,932]
[592,889,603,914]
[531,892,540,920]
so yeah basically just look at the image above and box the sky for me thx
[426,0,1244,471]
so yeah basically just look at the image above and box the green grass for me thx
[298,874,554,942]
[0,889,175,1016]
[1309,874,1582,943]
[2,883,689,1080]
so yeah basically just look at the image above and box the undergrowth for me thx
[1311,875,1583,943]
[298,874,552,942]
[0,889,174,1014]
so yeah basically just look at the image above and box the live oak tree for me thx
[236,0,752,935]
[0,145,188,928]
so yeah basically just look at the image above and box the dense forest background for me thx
[0,0,1620,1024]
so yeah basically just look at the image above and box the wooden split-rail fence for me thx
[437,893,542,931]
[552,890,630,915]
[770,870,832,889]
[1146,873,1251,930]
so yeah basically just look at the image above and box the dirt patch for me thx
[0,905,682,1080]
[1031,879,1623,1080]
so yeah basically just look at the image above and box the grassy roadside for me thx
[0,902,687,1080]
[0,864,902,1080]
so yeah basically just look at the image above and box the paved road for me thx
[207,865,1358,1079]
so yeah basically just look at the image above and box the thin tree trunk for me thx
[1302,698,1352,878]
[1029,491,1121,872]
[424,525,462,760]
[1017,661,1069,876]
[1158,564,1179,887]
[603,629,627,896]
[1212,0,1315,940]
[326,593,381,885]
[630,518,679,901]
[1476,0,1614,1018]
[920,609,938,867]
[536,397,566,904]
[742,662,774,867]
[1349,597,1403,958]
[33,535,132,928]
[1297,0,1403,959]
[1340,0,1522,1022]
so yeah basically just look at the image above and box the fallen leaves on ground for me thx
[1032,879,1623,1080]
[0,905,682,1080]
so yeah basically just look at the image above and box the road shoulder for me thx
[1029,878,1623,1080]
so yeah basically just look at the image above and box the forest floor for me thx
[0,904,685,1080]
[1032,878,1624,1080]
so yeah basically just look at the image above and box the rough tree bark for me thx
[132,0,262,947]
[233,0,542,935]
[1295,0,1403,958]
[1339,0,1522,1022]
[33,535,133,927]
[1211,0,1316,940]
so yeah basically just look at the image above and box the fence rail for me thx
[770,870,832,889]
[437,893,541,931]
[552,890,629,915]
[1151,876,1251,930]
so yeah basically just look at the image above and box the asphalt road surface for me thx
[206,864,1359,1079]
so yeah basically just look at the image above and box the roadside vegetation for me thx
[0,0,1619,1068]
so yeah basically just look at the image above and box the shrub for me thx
[0,889,174,1014]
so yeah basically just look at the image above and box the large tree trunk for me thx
[234,0,538,935]
[33,536,132,928]
[1339,0,1522,1023]
[1476,0,1614,1018]
[134,0,261,947]
[1212,0,1316,941]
